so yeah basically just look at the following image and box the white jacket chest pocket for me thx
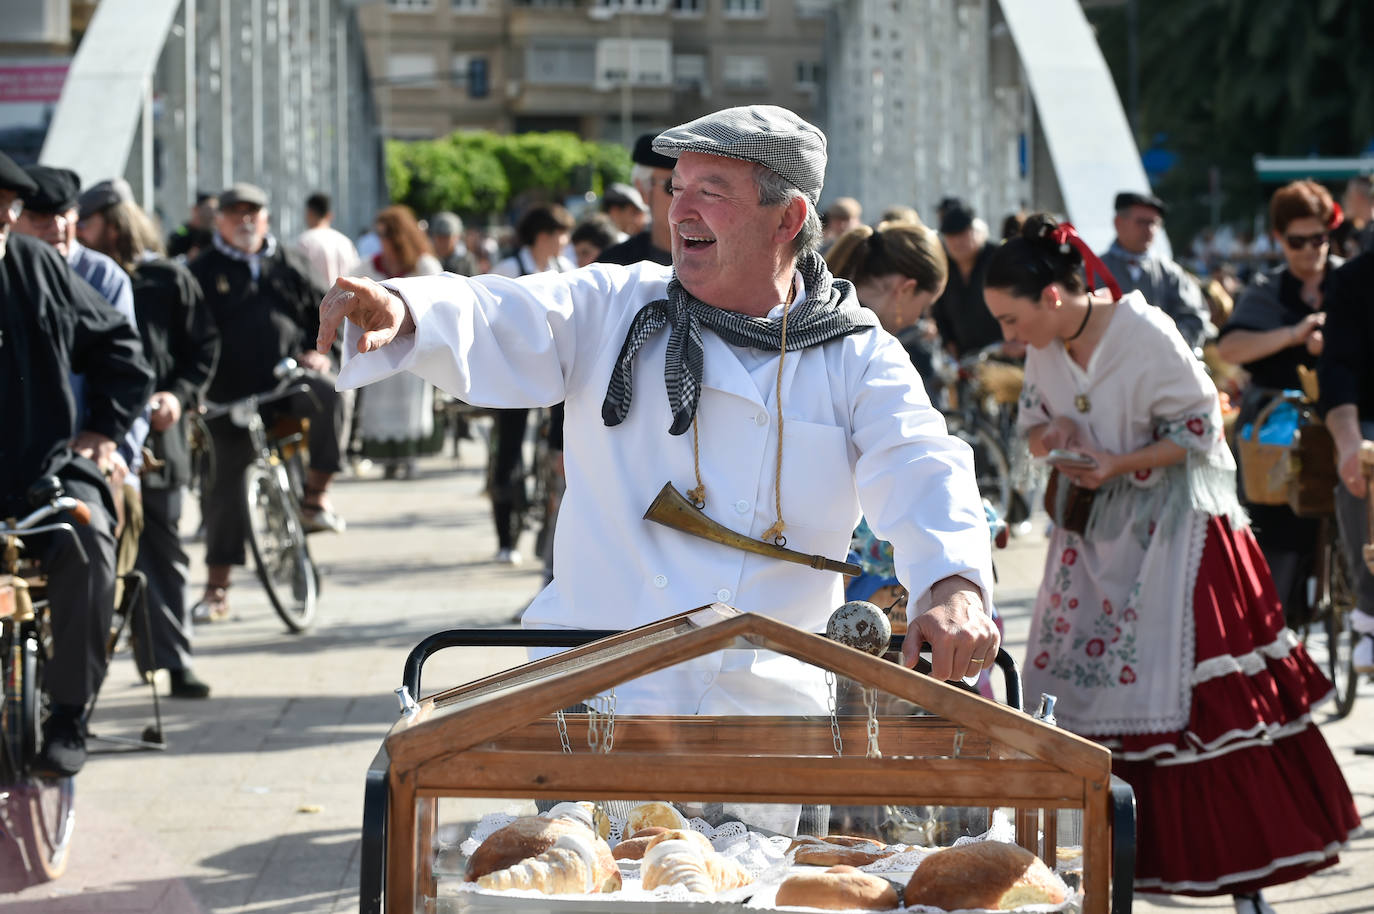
[779,419,857,533]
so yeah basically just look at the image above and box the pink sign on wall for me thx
[0,62,70,104]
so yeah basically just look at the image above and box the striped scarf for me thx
[602,251,877,435]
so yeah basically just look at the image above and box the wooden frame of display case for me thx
[372,606,1126,914]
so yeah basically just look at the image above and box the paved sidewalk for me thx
[1,448,1370,912]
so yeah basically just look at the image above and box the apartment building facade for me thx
[358,0,829,142]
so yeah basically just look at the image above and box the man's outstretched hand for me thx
[318,276,415,355]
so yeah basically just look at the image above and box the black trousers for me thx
[37,477,117,710]
[490,408,529,550]
[202,372,343,567]
[134,486,193,674]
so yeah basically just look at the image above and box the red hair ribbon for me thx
[1330,202,1345,231]
[1048,222,1123,302]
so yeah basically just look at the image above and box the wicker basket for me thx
[1237,397,1294,506]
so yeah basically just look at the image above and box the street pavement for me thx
[2,444,1371,913]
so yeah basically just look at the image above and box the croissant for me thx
[641,829,751,895]
[475,832,621,895]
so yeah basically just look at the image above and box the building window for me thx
[722,55,768,90]
[723,0,765,18]
[672,0,705,15]
[593,0,670,12]
[596,38,671,89]
[387,0,435,10]
[796,0,829,17]
[386,52,437,84]
[512,0,576,7]
[795,60,822,90]
[452,0,486,11]
[526,41,597,86]
[673,53,707,91]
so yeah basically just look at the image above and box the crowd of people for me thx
[4,97,1373,910]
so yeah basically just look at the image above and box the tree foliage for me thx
[385,131,632,223]
[1087,0,1373,242]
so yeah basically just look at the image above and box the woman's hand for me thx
[1338,444,1369,498]
[318,276,414,354]
[1059,446,1121,490]
[1040,416,1083,453]
[1289,312,1325,350]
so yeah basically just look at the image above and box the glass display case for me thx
[361,605,1134,914]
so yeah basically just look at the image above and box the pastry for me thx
[641,829,751,895]
[788,836,894,867]
[542,801,611,840]
[625,800,689,834]
[903,841,1066,910]
[611,827,669,861]
[476,830,621,894]
[775,865,900,911]
[465,816,619,893]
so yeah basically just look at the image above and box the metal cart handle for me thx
[401,629,1021,713]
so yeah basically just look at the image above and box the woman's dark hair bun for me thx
[985,211,1087,298]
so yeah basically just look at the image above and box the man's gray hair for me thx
[631,164,658,200]
[754,164,821,258]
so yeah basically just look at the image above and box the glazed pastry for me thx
[903,841,1066,910]
[625,800,689,834]
[775,865,900,911]
[476,831,621,894]
[641,829,751,895]
[611,827,669,861]
[788,836,894,867]
[542,801,611,840]
[465,816,619,892]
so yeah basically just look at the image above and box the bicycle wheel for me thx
[1,631,41,780]
[244,463,318,632]
[1324,539,1358,719]
[945,414,1013,519]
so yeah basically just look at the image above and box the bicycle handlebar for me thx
[202,378,316,422]
[5,496,90,532]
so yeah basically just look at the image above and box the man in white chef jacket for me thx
[319,106,997,716]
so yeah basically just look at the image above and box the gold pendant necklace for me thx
[1075,393,1091,413]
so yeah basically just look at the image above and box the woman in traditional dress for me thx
[1216,180,1344,627]
[984,214,1356,913]
[358,205,442,479]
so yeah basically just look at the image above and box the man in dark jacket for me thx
[597,134,673,268]
[188,182,342,622]
[930,198,1004,358]
[0,152,153,775]
[79,185,220,697]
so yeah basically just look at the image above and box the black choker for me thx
[1065,299,1094,342]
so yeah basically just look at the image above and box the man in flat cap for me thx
[319,105,997,715]
[0,151,153,775]
[1099,190,1212,352]
[598,133,675,267]
[188,181,343,623]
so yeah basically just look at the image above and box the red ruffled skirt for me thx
[1100,517,1359,896]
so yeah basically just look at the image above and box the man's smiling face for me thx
[668,152,792,310]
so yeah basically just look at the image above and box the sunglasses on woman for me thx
[1284,231,1328,250]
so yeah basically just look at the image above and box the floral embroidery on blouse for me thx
[1154,412,1220,453]
[1034,534,1141,689]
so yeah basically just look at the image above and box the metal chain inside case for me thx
[585,693,617,754]
[555,710,572,754]
[825,670,842,756]
[863,686,881,758]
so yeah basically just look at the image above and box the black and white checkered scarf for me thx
[601,251,877,436]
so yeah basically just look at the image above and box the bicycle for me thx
[0,480,87,881]
[201,360,320,633]
[937,345,1024,519]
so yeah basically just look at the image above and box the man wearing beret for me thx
[189,181,343,622]
[1099,190,1212,352]
[0,151,153,775]
[320,105,997,714]
[597,133,674,268]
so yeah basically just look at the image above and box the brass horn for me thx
[643,483,862,576]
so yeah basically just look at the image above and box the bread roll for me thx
[465,816,619,892]
[788,836,893,867]
[542,801,611,840]
[625,801,689,834]
[476,833,609,895]
[775,865,899,911]
[611,827,669,861]
[903,841,1065,910]
[641,829,750,895]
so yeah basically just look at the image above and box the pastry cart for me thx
[361,604,1135,914]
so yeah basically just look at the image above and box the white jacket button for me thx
[716,589,731,602]
[734,499,750,514]
[653,574,668,588]
[754,412,768,426]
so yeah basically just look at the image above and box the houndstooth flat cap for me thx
[652,105,827,206]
